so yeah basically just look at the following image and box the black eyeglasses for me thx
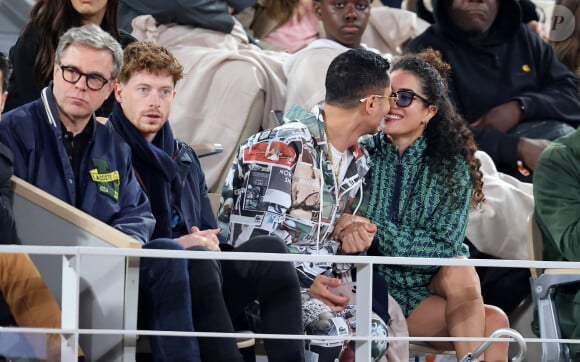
[58,64,110,91]
[389,90,431,108]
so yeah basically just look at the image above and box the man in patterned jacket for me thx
[219,48,392,361]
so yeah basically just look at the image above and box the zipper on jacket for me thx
[389,157,403,225]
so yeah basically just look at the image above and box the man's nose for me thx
[344,3,358,20]
[75,75,88,90]
[149,91,161,107]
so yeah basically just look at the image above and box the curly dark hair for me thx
[391,49,484,208]
[23,0,121,87]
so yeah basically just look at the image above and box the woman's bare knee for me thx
[431,265,482,300]
[484,305,510,331]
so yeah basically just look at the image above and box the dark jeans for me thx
[139,238,201,362]
[188,236,305,362]
[467,241,531,315]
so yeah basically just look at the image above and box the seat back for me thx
[527,210,544,278]
[210,90,265,194]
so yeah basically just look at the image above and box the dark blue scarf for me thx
[110,102,177,239]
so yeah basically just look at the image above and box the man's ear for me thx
[314,1,322,19]
[113,81,123,103]
[361,96,378,115]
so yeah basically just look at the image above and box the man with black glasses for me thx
[0,25,202,361]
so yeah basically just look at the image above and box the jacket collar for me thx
[368,132,426,165]
[293,105,371,179]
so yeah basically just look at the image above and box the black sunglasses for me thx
[390,90,431,108]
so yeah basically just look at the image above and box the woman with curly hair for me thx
[4,0,134,116]
[360,49,509,361]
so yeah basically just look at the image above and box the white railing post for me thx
[61,251,80,361]
[123,255,140,361]
[355,261,373,360]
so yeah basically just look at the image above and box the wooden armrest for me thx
[190,143,224,158]
[11,176,141,249]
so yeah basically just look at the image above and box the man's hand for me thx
[333,214,370,236]
[517,137,551,170]
[176,226,221,251]
[527,20,549,41]
[338,222,376,254]
[471,101,522,133]
[309,275,349,312]
[332,214,376,254]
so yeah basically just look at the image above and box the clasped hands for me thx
[308,214,377,311]
[332,214,377,254]
[176,226,221,251]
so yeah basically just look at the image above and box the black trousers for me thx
[188,236,305,362]
[467,241,531,315]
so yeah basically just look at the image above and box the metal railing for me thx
[1,244,579,361]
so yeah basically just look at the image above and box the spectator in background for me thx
[283,0,426,112]
[4,0,134,117]
[411,0,549,32]
[407,0,580,182]
[242,0,320,53]
[119,0,256,34]
[283,0,373,112]
[533,128,580,361]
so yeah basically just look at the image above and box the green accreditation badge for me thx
[89,158,120,201]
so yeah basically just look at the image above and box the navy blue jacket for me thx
[173,140,219,237]
[107,108,218,241]
[0,86,155,244]
[407,0,580,167]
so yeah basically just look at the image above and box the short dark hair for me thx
[0,51,9,92]
[325,49,390,108]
